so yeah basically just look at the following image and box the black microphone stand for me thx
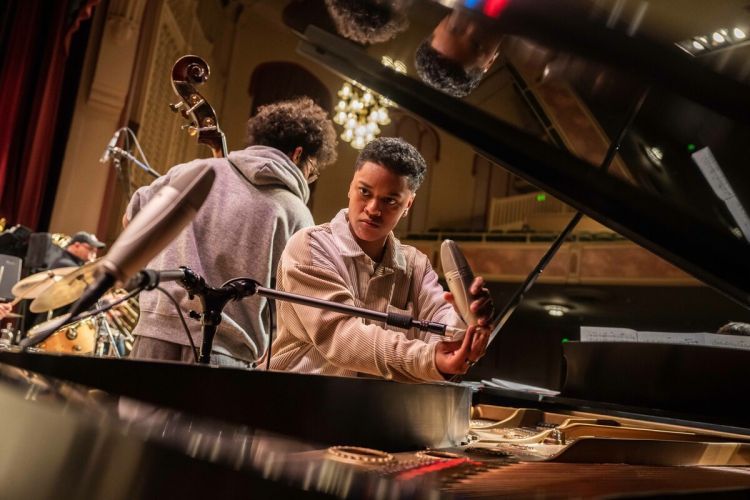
[173,271,449,365]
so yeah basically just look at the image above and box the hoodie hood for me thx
[228,145,310,203]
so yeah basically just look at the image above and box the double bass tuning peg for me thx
[181,124,198,137]
[186,63,207,83]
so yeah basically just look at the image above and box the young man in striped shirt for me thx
[270,137,494,382]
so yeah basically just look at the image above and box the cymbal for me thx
[11,267,78,300]
[29,261,100,313]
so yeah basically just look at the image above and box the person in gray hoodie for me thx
[124,97,338,367]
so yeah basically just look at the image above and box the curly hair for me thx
[246,97,338,167]
[414,37,485,98]
[355,137,426,191]
[324,0,410,45]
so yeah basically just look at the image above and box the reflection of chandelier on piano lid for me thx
[333,57,406,149]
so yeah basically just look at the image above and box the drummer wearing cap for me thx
[20,231,106,329]
[51,231,106,268]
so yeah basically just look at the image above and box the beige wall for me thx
[49,0,149,237]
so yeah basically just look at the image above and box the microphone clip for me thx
[175,273,261,364]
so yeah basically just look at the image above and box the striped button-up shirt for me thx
[269,209,464,382]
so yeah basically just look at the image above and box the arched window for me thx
[249,61,332,116]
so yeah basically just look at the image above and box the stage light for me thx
[678,27,747,56]
[483,0,509,18]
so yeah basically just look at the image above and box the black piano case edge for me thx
[0,350,471,452]
[561,341,750,429]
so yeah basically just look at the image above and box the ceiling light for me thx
[543,304,570,317]
[333,80,393,150]
[733,27,746,40]
[645,145,663,164]
[691,40,705,51]
[712,31,726,44]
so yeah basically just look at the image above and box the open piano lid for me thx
[291,0,750,309]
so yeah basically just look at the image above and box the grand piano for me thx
[2,0,750,497]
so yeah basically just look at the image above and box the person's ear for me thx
[290,146,304,165]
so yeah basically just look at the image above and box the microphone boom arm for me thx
[108,146,161,179]
[174,272,448,365]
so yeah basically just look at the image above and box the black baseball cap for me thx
[69,231,106,248]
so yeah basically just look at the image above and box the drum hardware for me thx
[1,322,19,347]
[94,301,121,358]
[29,317,97,354]
[23,290,138,357]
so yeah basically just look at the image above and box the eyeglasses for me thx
[306,159,320,184]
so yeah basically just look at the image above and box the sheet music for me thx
[581,326,750,351]
[579,326,637,342]
[692,147,733,200]
[705,333,750,351]
[692,147,750,243]
[482,377,560,396]
[637,331,706,346]
[724,195,750,242]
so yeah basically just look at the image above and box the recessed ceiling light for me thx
[712,32,726,44]
[734,27,747,40]
[543,304,570,317]
[691,40,705,51]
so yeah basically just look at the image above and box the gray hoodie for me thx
[126,146,313,362]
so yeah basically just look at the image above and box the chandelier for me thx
[333,57,406,149]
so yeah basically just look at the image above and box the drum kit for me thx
[1,261,138,357]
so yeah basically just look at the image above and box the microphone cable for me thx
[124,127,154,175]
[155,285,199,363]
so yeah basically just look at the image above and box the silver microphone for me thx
[441,239,478,325]
[99,129,122,163]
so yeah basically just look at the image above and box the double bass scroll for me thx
[169,55,228,159]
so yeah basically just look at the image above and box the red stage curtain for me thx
[0,0,99,230]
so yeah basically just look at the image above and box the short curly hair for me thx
[246,97,338,167]
[414,37,485,98]
[324,0,409,45]
[355,137,426,191]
